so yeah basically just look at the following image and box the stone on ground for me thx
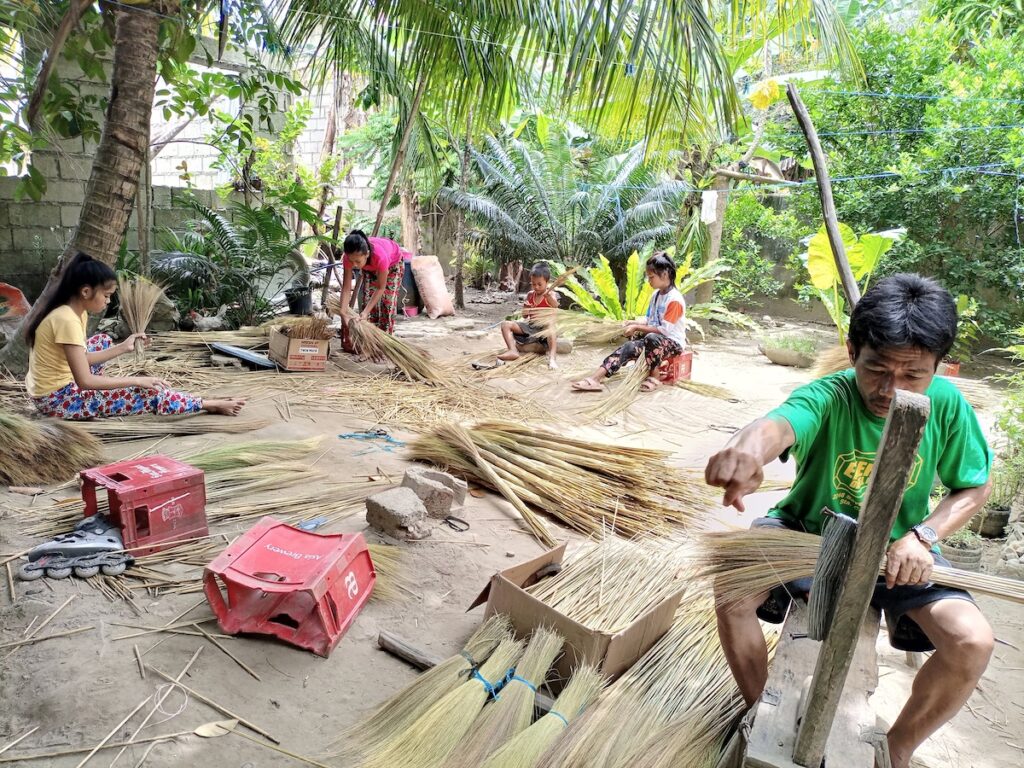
[366,487,432,540]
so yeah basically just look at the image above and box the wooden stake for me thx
[146,666,279,744]
[133,644,146,680]
[192,623,261,681]
[5,562,15,603]
[111,617,217,640]
[0,726,39,755]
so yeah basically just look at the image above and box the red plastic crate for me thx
[203,516,376,657]
[656,349,693,384]
[81,456,207,556]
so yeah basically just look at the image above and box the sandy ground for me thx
[0,293,1022,767]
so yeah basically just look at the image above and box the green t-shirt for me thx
[766,369,992,540]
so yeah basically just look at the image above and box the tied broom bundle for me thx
[700,526,1024,608]
[358,637,525,768]
[347,317,449,386]
[118,276,167,364]
[480,665,605,768]
[0,412,104,485]
[450,627,564,768]
[676,379,736,401]
[329,616,514,761]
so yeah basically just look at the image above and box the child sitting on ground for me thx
[571,251,686,392]
[498,261,559,369]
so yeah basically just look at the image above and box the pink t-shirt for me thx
[343,237,407,273]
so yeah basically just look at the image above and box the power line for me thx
[780,123,1024,139]
[804,88,1024,106]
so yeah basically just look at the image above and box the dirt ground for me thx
[1,293,1022,767]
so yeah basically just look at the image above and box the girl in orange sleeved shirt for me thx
[572,252,686,392]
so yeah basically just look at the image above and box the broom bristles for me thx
[481,665,605,768]
[812,345,850,378]
[183,437,324,471]
[450,627,564,768]
[0,412,104,485]
[359,637,525,768]
[329,615,514,759]
[348,317,449,386]
[118,276,167,364]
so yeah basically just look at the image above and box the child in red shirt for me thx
[498,262,559,369]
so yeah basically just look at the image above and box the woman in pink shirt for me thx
[339,230,409,333]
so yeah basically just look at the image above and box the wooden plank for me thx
[793,390,930,767]
[746,605,880,768]
[785,83,861,309]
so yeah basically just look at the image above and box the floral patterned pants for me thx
[31,334,203,420]
[601,332,682,377]
[361,262,403,334]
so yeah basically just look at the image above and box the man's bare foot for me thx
[497,350,520,362]
[204,398,247,416]
[641,377,661,392]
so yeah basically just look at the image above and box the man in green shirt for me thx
[705,274,994,768]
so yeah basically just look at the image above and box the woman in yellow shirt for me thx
[24,253,245,420]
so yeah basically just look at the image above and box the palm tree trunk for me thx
[695,175,731,305]
[452,103,474,310]
[372,73,428,236]
[0,3,169,373]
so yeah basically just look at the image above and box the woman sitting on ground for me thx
[338,230,409,334]
[24,252,246,420]
[572,251,686,393]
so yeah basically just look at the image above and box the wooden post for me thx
[695,174,731,305]
[786,83,861,308]
[319,206,344,309]
[792,390,930,767]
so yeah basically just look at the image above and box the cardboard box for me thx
[268,328,330,372]
[469,544,683,686]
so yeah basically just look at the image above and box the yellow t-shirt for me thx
[26,306,88,397]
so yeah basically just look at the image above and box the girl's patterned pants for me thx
[361,262,403,334]
[31,334,203,420]
[601,332,682,377]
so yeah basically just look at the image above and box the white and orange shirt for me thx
[647,287,686,348]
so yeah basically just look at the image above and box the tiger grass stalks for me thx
[328,616,514,761]
[358,637,525,768]
[410,421,714,544]
[347,317,449,386]
[481,665,605,768]
[280,314,333,341]
[700,527,1024,608]
[675,380,736,401]
[182,437,324,472]
[0,412,105,485]
[534,310,625,347]
[77,416,272,442]
[451,627,564,768]
[584,364,649,423]
[118,276,167,364]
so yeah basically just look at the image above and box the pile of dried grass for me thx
[358,636,525,768]
[347,317,449,386]
[481,665,605,768]
[583,363,649,423]
[451,627,564,768]
[77,416,272,442]
[0,412,104,485]
[181,436,324,471]
[537,310,624,347]
[118,276,167,364]
[279,314,333,341]
[675,379,736,401]
[410,421,715,546]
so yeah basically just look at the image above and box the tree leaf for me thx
[806,224,857,291]
[194,719,239,738]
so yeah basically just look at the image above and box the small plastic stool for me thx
[656,349,693,384]
[203,516,375,657]
[81,456,207,556]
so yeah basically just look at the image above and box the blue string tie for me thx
[470,669,501,700]
[509,675,537,693]
[548,710,570,728]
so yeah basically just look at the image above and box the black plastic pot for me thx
[284,287,313,315]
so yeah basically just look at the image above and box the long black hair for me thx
[343,229,371,256]
[24,252,116,346]
[646,251,676,285]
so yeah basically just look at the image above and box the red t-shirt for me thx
[524,290,558,311]
[343,237,408,273]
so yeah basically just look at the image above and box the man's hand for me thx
[885,534,934,588]
[704,447,765,512]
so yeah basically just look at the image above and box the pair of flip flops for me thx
[571,378,604,392]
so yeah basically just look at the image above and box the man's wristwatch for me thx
[911,524,939,548]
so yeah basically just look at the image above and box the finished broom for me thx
[0,412,104,485]
[480,665,605,768]
[357,637,525,768]
[118,276,167,364]
[329,615,514,761]
[450,627,564,768]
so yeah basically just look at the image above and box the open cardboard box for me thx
[469,544,683,686]
[268,327,330,372]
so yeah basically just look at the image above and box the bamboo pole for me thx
[193,623,262,681]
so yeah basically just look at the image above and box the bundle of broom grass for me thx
[410,421,714,546]
[279,313,333,340]
[583,363,650,423]
[180,436,324,471]
[77,416,272,442]
[347,316,449,386]
[358,636,525,768]
[118,276,167,364]
[450,627,564,768]
[525,537,688,632]
[0,412,104,485]
[700,526,1024,607]
[328,615,514,762]
[532,310,625,347]
[480,665,605,768]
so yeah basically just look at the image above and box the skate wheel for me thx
[17,563,43,581]
[74,565,100,579]
[101,563,127,577]
[46,567,72,579]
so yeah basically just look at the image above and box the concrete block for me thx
[403,466,467,507]
[60,206,82,228]
[54,137,85,154]
[31,154,60,178]
[9,204,60,228]
[42,181,87,204]
[402,472,455,519]
[58,156,93,181]
[366,487,432,540]
[0,203,9,228]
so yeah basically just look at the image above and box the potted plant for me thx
[758,335,817,368]
[939,294,980,377]
[969,457,1021,538]
[941,527,984,572]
